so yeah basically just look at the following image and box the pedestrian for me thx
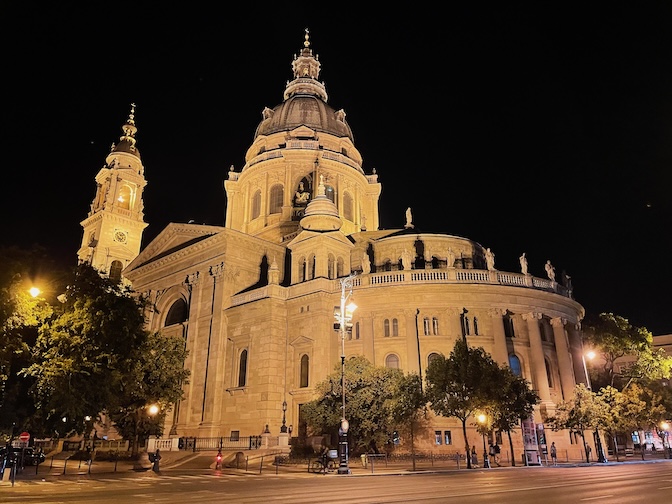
[586,445,592,462]
[152,448,161,473]
[494,443,501,466]
[550,442,557,466]
[471,445,478,468]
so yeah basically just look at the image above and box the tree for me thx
[424,339,502,469]
[582,313,660,390]
[0,246,57,439]
[490,369,540,467]
[302,356,405,454]
[546,384,606,463]
[22,262,189,454]
[389,373,427,470]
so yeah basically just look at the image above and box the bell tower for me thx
[78,104,148,283]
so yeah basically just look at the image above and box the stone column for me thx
[567,323,590,388]
[488,308,509,366]
[522,312,551,403]
[405,309,422,376]
[550,317,576,401]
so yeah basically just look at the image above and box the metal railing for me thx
[179,436,263,452]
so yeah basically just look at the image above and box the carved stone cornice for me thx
[488,308,505,318]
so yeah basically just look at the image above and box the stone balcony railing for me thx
[230,268,571,308]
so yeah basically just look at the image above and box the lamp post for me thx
[477,414,490,469]
[661,421,670,458]
[280,400,288,433]
[336,273,357,475]
[583,350,607,463]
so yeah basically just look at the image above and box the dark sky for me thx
[2,4,671,334]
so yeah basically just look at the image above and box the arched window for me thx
[328,254,335,279]
[325,185,335,203]
[384,319,390,337]
[306,254,315,280]
[432,317,439,335]
[298,257,306,282]
[238,349,248,387]
[545,358,553,387]
[385,354,400,369]
[269,184,283,214]
[464,317,471,336]
[300,354,309,388]
[428,352,440,366]
[337,258,344,277]
[343,192,354,221]
[251,190,261,220]
[109,260,123,284]
[423,317,430,335]
[165,299,188,326]
[392,318,399,337]
[473,317,479,335]
[117,185,131,210]
[509,354,522,376]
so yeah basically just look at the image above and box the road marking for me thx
[580,496,614,501]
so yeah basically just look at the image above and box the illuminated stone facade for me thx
[101,31,589,458]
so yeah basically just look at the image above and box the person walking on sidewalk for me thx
[152,449,161,473]
[550,442,557,466]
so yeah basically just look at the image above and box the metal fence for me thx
[179,436,263,452]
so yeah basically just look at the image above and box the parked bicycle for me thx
[309,449,338,473]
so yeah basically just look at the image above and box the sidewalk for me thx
[4,449,671,485]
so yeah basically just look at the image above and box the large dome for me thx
[252,30,353,142]
[253,91,353,141]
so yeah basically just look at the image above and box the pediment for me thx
[290,335,314,347]
[126,222,225,271]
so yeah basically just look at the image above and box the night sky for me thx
[2,4,671,334]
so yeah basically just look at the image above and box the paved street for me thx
[1,455,671,503]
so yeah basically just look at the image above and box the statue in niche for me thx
[401,248,413,270]
[447,247,456,268]
[294,181,311,206]
[362,253,371,274]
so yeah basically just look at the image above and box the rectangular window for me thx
[444,431,452,445]
[435,431,442,445]
[230,431,240,442]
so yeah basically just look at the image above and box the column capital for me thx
[550,317,566,328]
[522,312,542,322]
[488,308,506,318]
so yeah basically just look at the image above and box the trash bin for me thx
[361,454,367,468]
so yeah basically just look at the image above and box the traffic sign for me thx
[19,431,30,442]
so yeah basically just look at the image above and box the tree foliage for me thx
[301,356,418,454]
[490,368,540,466]
[582,312,669,390]
[424,339,503,469]
[546,384,608,462]
[21,262,189,452]
[0,246,59,438]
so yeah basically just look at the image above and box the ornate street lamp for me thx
[280,400,288,433]
[335,273,357,475]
